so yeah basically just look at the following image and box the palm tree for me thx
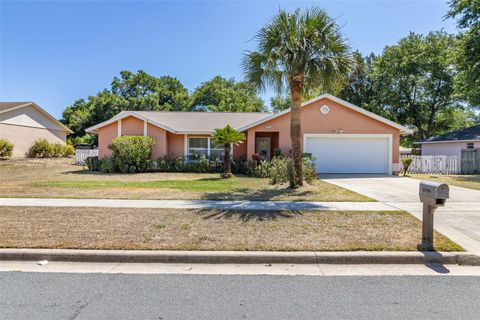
[242,8,352,187]
[212,125,246,178]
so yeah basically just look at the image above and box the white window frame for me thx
[467,142,475,149]
[184,135,232,159]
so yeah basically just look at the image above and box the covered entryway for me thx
[303,134,392,174]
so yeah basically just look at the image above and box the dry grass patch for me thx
[409,174,480,190]
[0,206,461,251]
[0,158,371,202]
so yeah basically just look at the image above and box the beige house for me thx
[0,102,73,157]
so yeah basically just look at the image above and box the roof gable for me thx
[237,93,413,135]
[0,102,73,133]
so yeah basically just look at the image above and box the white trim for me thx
[303,133,393,175]
[86,111,177,134]
[117,119,122,137]
[417,139,480,144]
[237,93,413,135]
[184,135,188,157]
[143,120,147,136]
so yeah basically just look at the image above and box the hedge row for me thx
[27,139,74,158]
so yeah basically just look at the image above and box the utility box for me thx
[419,181,449,250]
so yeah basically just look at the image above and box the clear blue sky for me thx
[0,0,456,118]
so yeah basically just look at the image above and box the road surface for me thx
[1,272,480,319]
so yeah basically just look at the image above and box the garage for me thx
[303,134,392,174]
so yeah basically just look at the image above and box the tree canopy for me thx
[447,0,480,106]
[190,76,265,112]
[62,72,266,138]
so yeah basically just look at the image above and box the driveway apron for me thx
[321,174,480,255]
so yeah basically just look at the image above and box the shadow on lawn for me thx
[201,187,314,201]
[195,208,302,222]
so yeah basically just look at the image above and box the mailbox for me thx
[419,181,449,206]
[418,181,449,250]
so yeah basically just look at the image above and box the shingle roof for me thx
[87,111,273,133]
[421,125,480,143]
[0,102,31,112]
[134,111,272,133]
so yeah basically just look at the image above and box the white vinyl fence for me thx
[75,149,98,165]
[400,154,460,174]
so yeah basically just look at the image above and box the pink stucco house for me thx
[86,93,412,175]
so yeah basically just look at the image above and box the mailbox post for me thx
[419,181,449,250]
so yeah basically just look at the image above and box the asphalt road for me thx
[1,273,480,320]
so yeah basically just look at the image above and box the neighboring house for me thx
[418,125,480,158]
[0,102,73,157]
[86,93,413,175]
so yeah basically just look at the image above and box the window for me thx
[210,140,224,159]
[188,137,209,159]
[467,142,475,149]
[187,136,227,160]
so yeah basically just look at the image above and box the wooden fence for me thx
[75,149,98,165]
[400,154,461,174]
[461,149,480,174]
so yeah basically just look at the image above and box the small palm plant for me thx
[212,125,246,178]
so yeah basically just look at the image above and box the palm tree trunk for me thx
[223,143,232,178]
[289,79,303,187]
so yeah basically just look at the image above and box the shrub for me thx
[401,157,413,176]
[51,143,64,157]
[232,156,248,174]
[268,157,288,184]
[85,156,100,171]
[0,138,14,158]
[287,159,298,188]
[108,136,155,173]
[27,139,73,158]
[62,144,75,157]
[273,148,284,158]
[99,159,115,173]
[247,160,270,178]
[27,139,53,158]
[302,153,317,184]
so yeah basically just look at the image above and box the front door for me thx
[256,137,271,160]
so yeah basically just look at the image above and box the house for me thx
[418,125,480,158]
[86,93,413,175]
[0,102,73,157]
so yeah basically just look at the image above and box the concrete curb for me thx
[1,249,479,265]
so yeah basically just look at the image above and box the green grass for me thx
[409,174,480,191]
[35,177,236,192]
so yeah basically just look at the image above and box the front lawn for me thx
[0,206,461,251]
[0,158,372,202]
[409,174,480,190]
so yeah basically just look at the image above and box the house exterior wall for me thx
[0,105,68,157]
[148,123,168,159]
[98,121,118,158]
[246,97,400,170]
[421,141,479,157]
[167,132,185,158]
[0,123,66,157]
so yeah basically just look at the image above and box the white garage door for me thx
[304,135,391,174]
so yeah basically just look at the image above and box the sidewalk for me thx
[0,198,397,211]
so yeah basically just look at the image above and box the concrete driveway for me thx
[321,174,480,254]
